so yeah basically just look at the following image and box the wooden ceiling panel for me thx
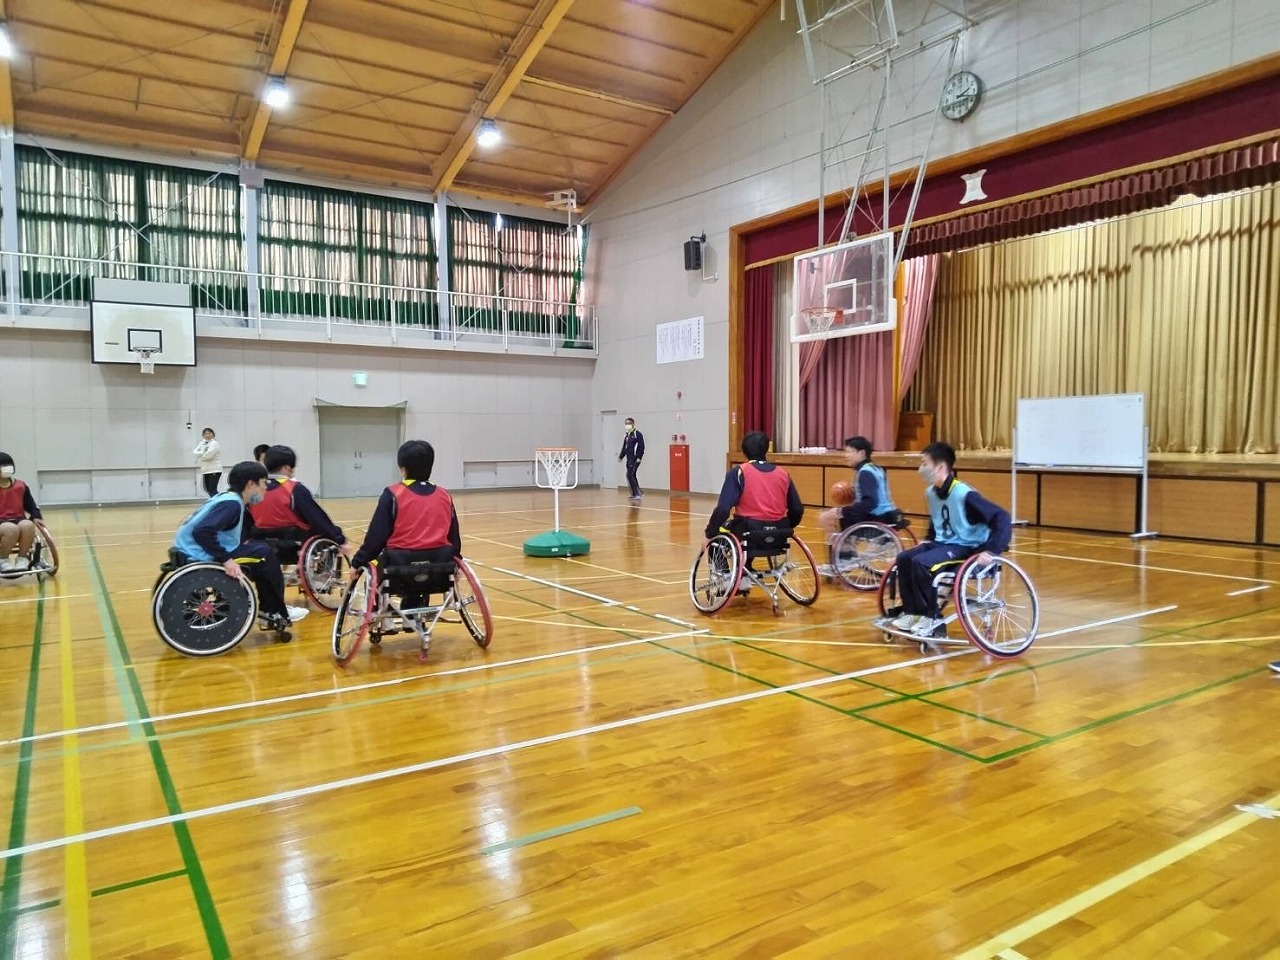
[5,0,777,205]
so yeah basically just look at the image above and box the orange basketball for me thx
[829,480,854,506]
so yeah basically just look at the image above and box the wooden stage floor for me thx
[2,489,1279,957]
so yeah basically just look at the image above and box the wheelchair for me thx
[826,511,918,591]
[874,553,1040,658]
[332,552,493,666]
[689,521,819,616]
[151,549,294,657]
[0,520,59,581]
[258,532,350,612]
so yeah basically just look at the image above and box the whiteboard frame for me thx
[1011,394,1157,540]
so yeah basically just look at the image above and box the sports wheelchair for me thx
[825,511,918,591]
[257,532,350,612]
[151,550,295,657]
[874,553,1040,658]
[0,520,59,581]
[332,551,493,665]
[689,521,819,616]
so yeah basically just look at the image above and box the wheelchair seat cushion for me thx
[379,547,457,595]
[736,519,794,557]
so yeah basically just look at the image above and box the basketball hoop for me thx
[800,307,841,336]
[525,447,590,557]
[135,349,156,375]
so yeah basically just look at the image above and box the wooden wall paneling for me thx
[1148,478,1258,543]
[789,464,826,507]
[1039,474,1138,533]
[1265,482,1280,545]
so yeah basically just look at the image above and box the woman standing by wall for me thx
[193,427,223,497]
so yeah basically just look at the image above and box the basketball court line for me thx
[1008,548,1275,585]
[954,784,1280,960]
[1227,584,1270,596]
[57,596,91,957]
[0,629,708,748]
[1035,605,1177,639]
[0,647,974,862]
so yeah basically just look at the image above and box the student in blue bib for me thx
[818,435,902,537]
[890,441,1011,637]
[171,460,310,634]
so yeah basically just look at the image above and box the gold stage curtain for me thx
[906,183,1280,453]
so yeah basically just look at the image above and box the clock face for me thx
[941,71,982,121]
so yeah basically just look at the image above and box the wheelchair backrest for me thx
[738,520,794,556]
[379,548,457,593]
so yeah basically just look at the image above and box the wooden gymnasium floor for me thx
[2,488,1279,958]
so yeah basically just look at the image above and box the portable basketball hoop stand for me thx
[523,448,591,557]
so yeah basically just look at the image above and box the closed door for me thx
[599,412,621,490]
[318,407,402,498]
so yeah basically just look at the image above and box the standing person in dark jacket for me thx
[618,417,645,501]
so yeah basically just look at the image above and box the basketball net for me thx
[135,349,156,375]
[801,307,842,336]
[535,448,578,532]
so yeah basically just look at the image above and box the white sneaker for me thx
[911,618,943,638]
[890,613,922,630]
[286,605,310,623]
[0,560,12,573]
[11,558,29,572]
[815,564,836,577]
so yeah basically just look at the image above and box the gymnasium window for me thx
[447,205,589,342]
[258,181,438,326]
[15,146,244,311]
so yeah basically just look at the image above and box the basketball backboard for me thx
[90,279,196,368]
[791,232,896,342]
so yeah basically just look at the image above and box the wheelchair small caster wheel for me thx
[919,642,930,654]
[369,635,382,646]
[277,630,293,643]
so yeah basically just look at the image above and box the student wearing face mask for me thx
[0,452,43,573]
[246,445,356,562]
[887,441,1011,638]
[618,418,645,501]
[170,460,309,633]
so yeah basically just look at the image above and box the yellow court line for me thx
[491,615,680,634]
[955,785,1280,960]
[1008,548,1276,586]
[59,598,90,959]
[707,634,896,649]
[561,556,675,585]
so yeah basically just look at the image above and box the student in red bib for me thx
[703,431,804,548]
[350,440,461,607]
[0,452,42,573]
[246,445,355,561]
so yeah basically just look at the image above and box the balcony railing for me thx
[1,251,597,354]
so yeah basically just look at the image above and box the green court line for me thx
[0,581,45,959]
[480,806,643,856]
[92,868,187,898]
[86,541,230,960]
[852,692,1051,739]
[15,899,58,916]
[977,665,1266,764]
[85,535,143,743]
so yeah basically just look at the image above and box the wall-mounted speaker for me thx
[683,236,704,272]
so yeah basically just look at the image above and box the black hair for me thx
[226,460,267,493]
[741,431,770,461]
[253,444,271,461]
[263,445,296,473]
[921,441,956,470]
[844,436,873,458]
[398,440,435,481]
[202,427,216,437]
[624,417,635,424]
[0,451,13,469]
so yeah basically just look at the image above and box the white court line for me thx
[486,563,702,630]
[0,628,708,748]
[0,647,973,861]
[0,587,151,607]
[1009,549,1275,586]
[1035,605,1177,639]
[955,785,1280,960]
[1227,584,1271,596]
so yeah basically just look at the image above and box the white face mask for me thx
[625,425,635,433]
[0,466,14,479]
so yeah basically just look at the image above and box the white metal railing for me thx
[1,251,597,353]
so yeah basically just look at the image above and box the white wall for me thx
[586,0,1280,493]
[0,328,593,503]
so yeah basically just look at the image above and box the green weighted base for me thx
[522,531,591,557]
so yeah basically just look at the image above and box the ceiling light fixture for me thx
[263,77,290,109]
[0,23,15,60]
[476,119,502,149]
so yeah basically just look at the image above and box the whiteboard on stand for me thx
[1015,394,1145,470]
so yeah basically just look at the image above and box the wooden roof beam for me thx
[522,75,673,116]
[432,0,576,193]
[243,0,310,163]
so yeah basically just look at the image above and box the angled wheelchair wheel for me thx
[30,521,59,578]
[777,535,820,606]
[956,555,1040,659]
[689,534,742,615]
[298,537,349,612]
[333,565,378,666]
[831,522,900,592]
[152,563,258,657]
[453,557,493,649]
[876,564,902,618]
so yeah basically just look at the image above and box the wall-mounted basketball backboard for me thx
[90,279,196,370]
[791,231,895,343]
